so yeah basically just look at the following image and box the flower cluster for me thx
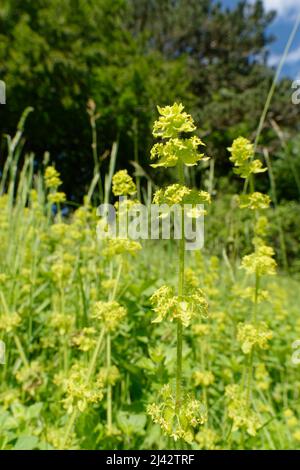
[44,166,66,206]
[241,243,277,276]
[151,137,206,168]
[0,312,21,332]
[147,384,207,443]
[98,366,120,386]
[112,170,137,197]
[103,238,142,257]
[71,327,96,352]
[56,364,104,414]
[150,103,207,168]
[49,312,74,336]
[150,284,208,327]
[153,184,210,207]
[192,323,210,337]
[196,428,219,450]
[92,300,127,332]
[44,426,78,450]
[193,370,215,387]
[44,166,62,189]
[255,364,271,391]
[51,256,74,285]
[97,170,142,254]
[153,103,196,138]
[284,409,298,429]
[225,384,261,436]
[228,137,266,179]
[254,216,268,237]
[48,192,66,204]
[238,192,271,210]
[237,322,273,354]
[233,285,269,304]
[15,361,44,397]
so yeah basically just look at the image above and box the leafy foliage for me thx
[0,0,299,198]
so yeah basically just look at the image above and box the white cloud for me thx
[262,0,299,17]
[265,1,300,69]
[269,45,300,66]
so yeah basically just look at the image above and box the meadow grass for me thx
[0,104,300,450]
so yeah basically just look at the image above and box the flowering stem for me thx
[200,342,208,422]
[107,332,112,434]
[176,162,185,412]
[106,259,123,434]
[86,328,106,382]
[63,411,77,448]
[246,349,254,408]
[246,271,260,407]
[63,327,105,447]
[253,271,260,324]
[176,320,183,412]
[60,284,68,373]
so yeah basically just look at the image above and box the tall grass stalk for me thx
[263,147,288,271]
[104,141,118,204]
[253,12,300,153]
[87,100,103,202]
[132,118,141,201]
[244,12,300,194]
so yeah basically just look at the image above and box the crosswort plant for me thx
[1,105,300,450]
[147,103,210,444]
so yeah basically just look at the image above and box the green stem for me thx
[63,411,77,449]
[105,260,123,433]
[200,342,208,422]
[246,271,260,407]
[60,284,69,373]
[133,118,141,201]
[253,270,260,324]
[107,333,112,434]
[91,116,103,202]
[176,162,185,412]
[246,349,254,408]
[13,334,29,369]
[176,320,183,412]
[86,328,106,383]
[63,328,105,447]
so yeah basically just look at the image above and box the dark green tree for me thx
[0,0,189,197]
[126,0,300,187]
[0,0,299,198]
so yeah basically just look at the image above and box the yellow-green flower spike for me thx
[150,103,207,168]
[112,170,137,197]
[153,103,196,139]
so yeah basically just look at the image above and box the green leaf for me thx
[27,403,43,420]
[14,436,39,450]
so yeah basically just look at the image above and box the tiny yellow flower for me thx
[48,192,66,204]
[44,166,62,189]
[112,170,136,197]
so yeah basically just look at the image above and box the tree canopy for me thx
[0,0,298,198]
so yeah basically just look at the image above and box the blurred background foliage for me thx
[0,0,299,202]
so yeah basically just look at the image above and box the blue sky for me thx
[220,0,300,78]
